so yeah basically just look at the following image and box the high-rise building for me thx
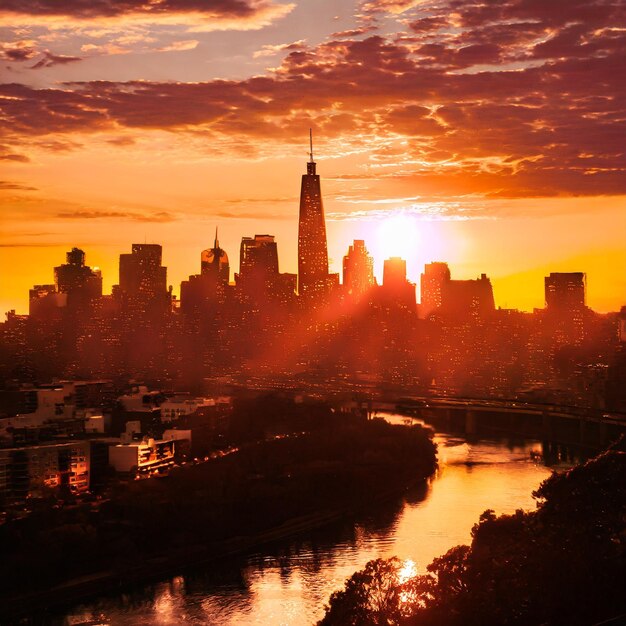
[383,257,407,288]
[543,272,587,347]
[343,240,375,296]
[239,235,279,281]
[54,248,102,307]
[180,232,231,315]
[382,257,416,309]
[201,229,230,285]
[442,273,495,318]
[545,272,586,311]
[420,262,451,318]
[236,234,296,305]
[117,244,169,312]
[298,131,329,295]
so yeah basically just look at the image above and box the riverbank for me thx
[2,480,428,621]
[319,450,626,626]
[0,416,437,621]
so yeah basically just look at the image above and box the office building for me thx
[54,248,102,307]
[298,131,330,295]
[117,244,168,306]
[545,272,586,311]
[382,257,416,309]
[343,240,375,296]
[201,229,230,285]
[420,262,451,318]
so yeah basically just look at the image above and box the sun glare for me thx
[398,559,417,584]
[376,213,421,263]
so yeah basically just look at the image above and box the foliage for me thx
[319,558,434,626]
[319,451,626,626]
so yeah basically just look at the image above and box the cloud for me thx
[331,26,378,38]
[56,210,177,222]
[0,181,37,191]
[0,0,624,199]
[36,139,84,152]
[0,153,30,163]
[226,196,297,203]
[0,242,67,248]
[326,204,492,222]
[360,0,428,15]
[253,39,306,58]
[0,0,295,32]
[214,210,291,220]
[0,40,38,62]
[30,51,83,69]
[157,39,199,52]
[106,136,136,146]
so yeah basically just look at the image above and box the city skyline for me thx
[1,0,625,314]
[4,146,621,315]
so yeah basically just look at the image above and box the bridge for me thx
[387,397,626,451]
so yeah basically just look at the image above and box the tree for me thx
[319,557,433,625]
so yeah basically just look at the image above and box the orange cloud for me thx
[0,0,623,200]
[0,0,295,31]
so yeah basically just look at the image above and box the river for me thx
[59,413,565,625]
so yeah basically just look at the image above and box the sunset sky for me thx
[1,0,624,314]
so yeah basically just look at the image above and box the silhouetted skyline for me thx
[1,0,624,314]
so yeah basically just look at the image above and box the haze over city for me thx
[1,0,625,314]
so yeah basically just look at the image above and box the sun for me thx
[375,213,421,264]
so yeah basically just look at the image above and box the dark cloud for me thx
[0,153,30,163]
[408,17,449,33]
[0,0,624,198]
[0,181,37,191]
[0,0,290,20]
[1,42,38,62]
[30,51,83,69]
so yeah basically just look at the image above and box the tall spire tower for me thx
[298,129,329,295]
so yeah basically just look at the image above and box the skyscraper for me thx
[236,234,296,305]
[201,229,230,285]
[54,247,102,307]
[117,244,168,310]
[420,262,451,318]
[443,273,495,318]
[239,235,279,281]
[298,130,329,295]
[343,240,375,296]
[180,230,230,315]
[545,272,586,311]
[382,257,416,309]
[544,272,587,346]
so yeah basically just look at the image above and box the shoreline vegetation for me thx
[318,447,626,626]
[0,398,437,621]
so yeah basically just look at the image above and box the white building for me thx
[109,438,176,474]
[160,397,216,422]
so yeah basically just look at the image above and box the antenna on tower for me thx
[309,128,313,162]
[214,226,219,249]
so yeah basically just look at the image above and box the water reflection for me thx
[61,413,574,626]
